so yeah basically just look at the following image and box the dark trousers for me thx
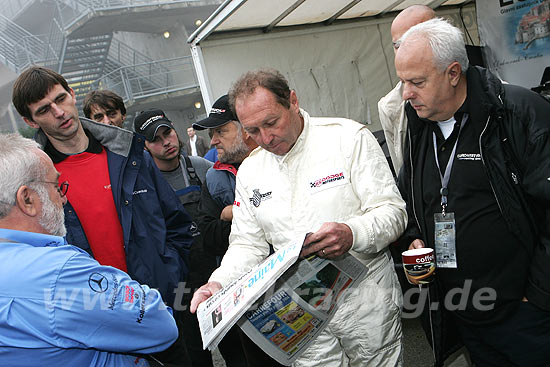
[455,302,550,367]
[238,329,285,367]
[150,310,192,367]
[183,308,248,367]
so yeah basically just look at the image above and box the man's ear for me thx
[15,185,40,218]
[242,128,258,150]
[447,62,462,87]
[289,90,299,112]
[23,117,39,129]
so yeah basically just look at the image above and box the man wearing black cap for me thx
[134,109,212,203]
[194,96,284,367]
[193,95,258,259]
[135,108,248,367]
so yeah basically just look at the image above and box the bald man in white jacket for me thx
[378,5,436,175]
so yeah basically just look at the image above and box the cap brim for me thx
[145,122,173,141]
[193,116,233,130]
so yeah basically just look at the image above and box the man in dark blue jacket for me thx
[12,66,193,367]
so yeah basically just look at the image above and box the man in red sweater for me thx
[12,66,193,367]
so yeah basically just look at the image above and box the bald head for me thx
[391,5,436,49]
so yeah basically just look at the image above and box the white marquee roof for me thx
[188,0,472,44]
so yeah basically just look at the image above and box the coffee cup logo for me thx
[402,248,435,285]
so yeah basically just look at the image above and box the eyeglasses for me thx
[38,181,69,197]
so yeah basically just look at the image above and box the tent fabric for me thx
[189,0,472,40]
[189,1,477,131]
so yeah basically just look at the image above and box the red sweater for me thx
[56,148,127,272]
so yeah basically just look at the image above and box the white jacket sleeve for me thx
[208,173,271,287]
[378,82,407,174]
[343,127,407,254]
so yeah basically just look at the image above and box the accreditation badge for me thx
[434,212,457,268]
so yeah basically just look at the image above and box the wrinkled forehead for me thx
[396,38,432,67]
[28,83,67,107]
[26,80,67,105]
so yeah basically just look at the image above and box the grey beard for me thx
[219,139,249,164]
[35,185,67,237]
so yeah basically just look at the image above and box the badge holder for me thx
[431,116,466,270]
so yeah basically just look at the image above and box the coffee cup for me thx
[402,248,435,284]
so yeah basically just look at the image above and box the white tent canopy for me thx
[188,0,476,130]
[189,0,471,43]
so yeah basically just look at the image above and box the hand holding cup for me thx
[402,247,436,285]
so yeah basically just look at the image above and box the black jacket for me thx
[197,162,238,257]
[398,66,550,365]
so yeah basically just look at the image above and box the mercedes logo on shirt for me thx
[88,272,109,293]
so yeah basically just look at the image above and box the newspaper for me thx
[196,240,367,365]
[196,240,303,350]
[238,252,367,365]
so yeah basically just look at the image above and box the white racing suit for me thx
[378,81,407,175]
[210,109,407,366]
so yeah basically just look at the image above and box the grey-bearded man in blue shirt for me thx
[0,133,178,366]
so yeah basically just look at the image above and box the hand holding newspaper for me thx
[196,239,303,350]
[195,237,367,365]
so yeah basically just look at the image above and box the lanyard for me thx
[432,114,468,216]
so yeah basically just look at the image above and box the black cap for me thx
[193,95,237,130]
[133,109,174,141]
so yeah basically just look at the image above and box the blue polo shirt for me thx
[0,229,178,366]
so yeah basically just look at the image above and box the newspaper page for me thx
[196,240,303,350]
[237,253,367,366]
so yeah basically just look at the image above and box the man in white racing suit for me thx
[191,69,407,366]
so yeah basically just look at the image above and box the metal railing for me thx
[107,38,167,75]
[0,0,202,106]
[2,0,34,19]
[0,14,58,72]
[57,0,200,29]
[71,0,199,7]
[91,56,198,102]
